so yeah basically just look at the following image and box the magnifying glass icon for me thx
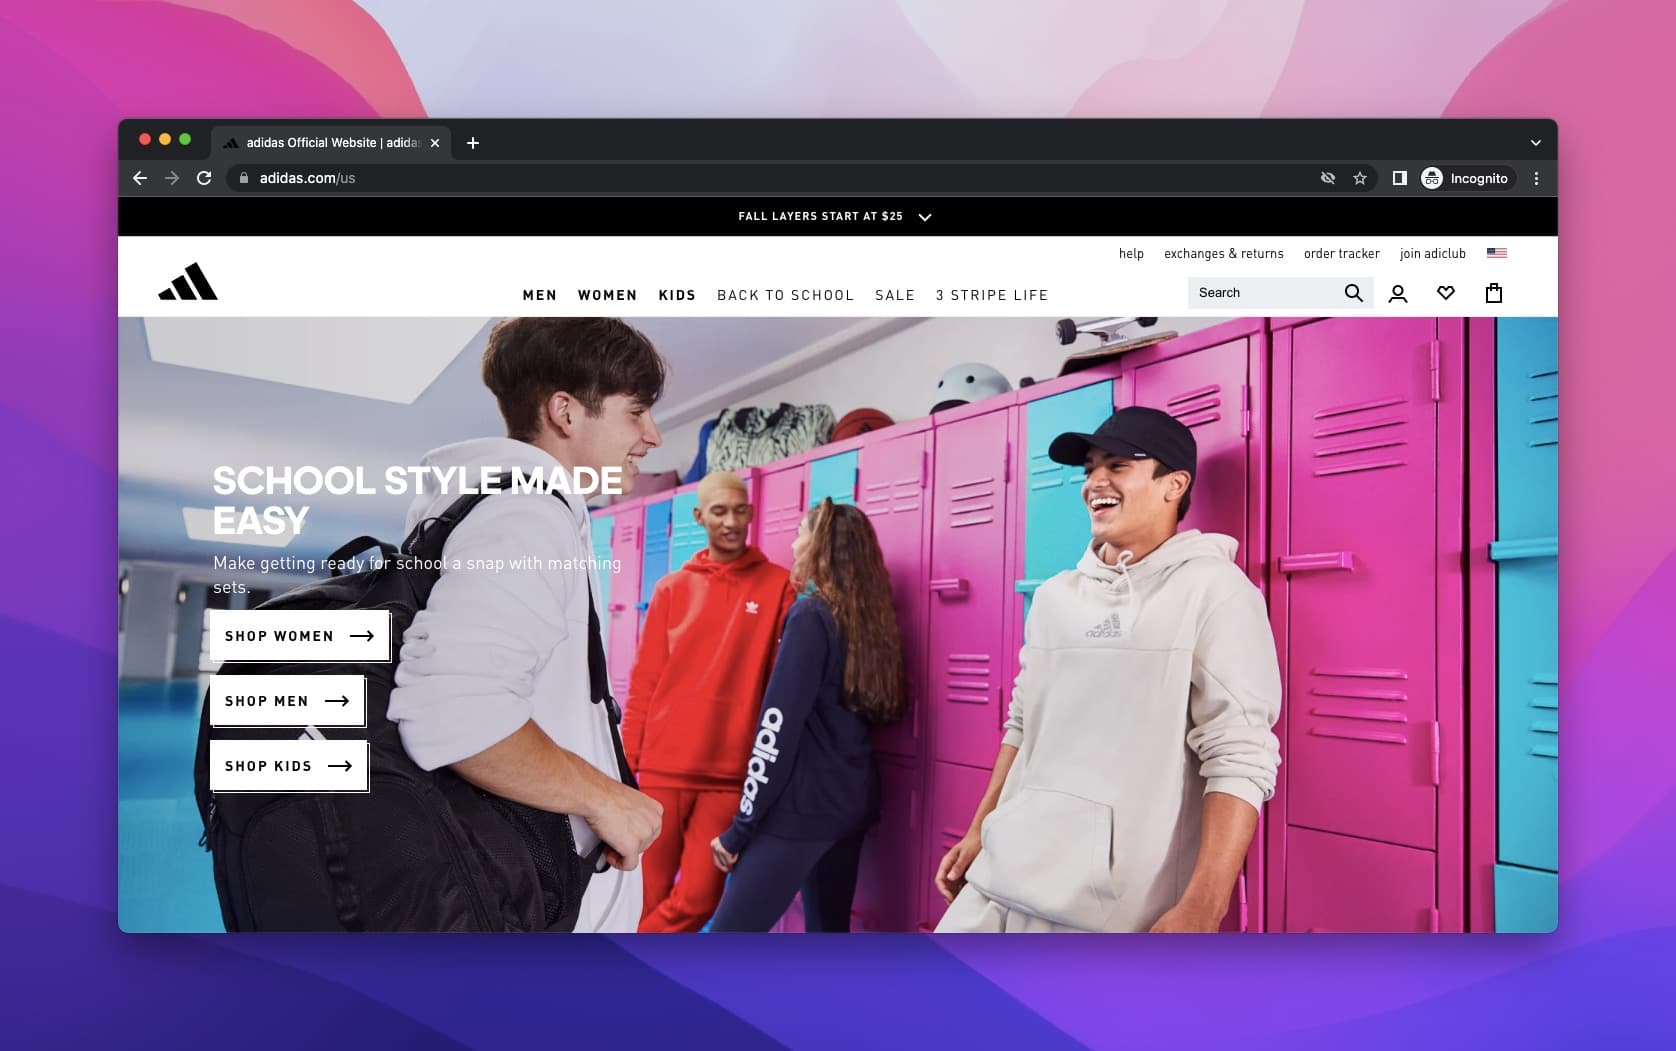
[1344,283,1364,303]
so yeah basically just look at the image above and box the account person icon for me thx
[1389,285,1408,303]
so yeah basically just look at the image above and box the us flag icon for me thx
[1486,247,1508,258]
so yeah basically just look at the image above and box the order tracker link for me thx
[208,609,392,664]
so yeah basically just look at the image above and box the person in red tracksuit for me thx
[623,471,798,932]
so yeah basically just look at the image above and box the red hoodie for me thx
[622,546,798,789]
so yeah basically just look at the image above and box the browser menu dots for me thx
[207,609,392,664]
[209,674,368,728]
[210,739,371,793]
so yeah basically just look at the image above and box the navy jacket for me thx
[719,595,879,854]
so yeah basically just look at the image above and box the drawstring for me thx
[1111,549,1135,605]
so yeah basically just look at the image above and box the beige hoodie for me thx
[965,529,1282,932]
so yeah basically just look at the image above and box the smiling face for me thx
[697,474,752,559]
[1081,447,1188,554]
[556,391,661,495]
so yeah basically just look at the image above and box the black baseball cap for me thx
[1047,406,1197,478]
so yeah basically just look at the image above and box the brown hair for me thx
[481,317,667,441]
[795,499,907,726]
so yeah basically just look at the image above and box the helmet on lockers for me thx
[932,363,1012,413]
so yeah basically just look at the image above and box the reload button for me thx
[209,674,368,728]
[209,609,391,664]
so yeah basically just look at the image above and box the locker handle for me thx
[1278,551,1354,574]
[1237,872,1249,934]
[634,601,650,612]
[1014,578,1046,594]
[929,578,969,595]
[608,603,628,613]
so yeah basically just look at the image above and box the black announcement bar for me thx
[119,195,1558,237]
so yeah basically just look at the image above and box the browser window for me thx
[117,118,1557,934]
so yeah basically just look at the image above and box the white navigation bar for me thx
[119,236,1557,317]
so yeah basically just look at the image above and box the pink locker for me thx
[1123,323,1266,931]
[1284,827,1437,933]
[852,752,922,932]
[927,407,1015,770]
[921,760,991,931]
[754,464,808,573]
[856,430,931,760]
[605,505,644,703]
[1269,317,1460,932]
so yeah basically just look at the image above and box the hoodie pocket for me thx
[971,786,1120,931]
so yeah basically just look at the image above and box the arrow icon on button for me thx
[166,171,180,185]
[325,696,350,706]
[328,761,353,772]
[918,213,933,222]
[131,171,147,186]
[1530,139,1543,146]
[351,631,374,641]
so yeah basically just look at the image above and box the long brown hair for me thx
[795,500,907,726]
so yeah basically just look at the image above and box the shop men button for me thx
[209,674,367,728]
[208,609,391,664]
[209,740,370,793]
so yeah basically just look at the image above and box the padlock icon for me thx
[1485,283,1503,304]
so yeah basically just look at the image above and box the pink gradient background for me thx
[2,0,1669,1045]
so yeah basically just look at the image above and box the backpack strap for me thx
[402,479,638,871]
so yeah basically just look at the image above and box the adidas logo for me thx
[745,601,759,614]
[1085,612,1124,638]
[158,262,218,301]
[222,136,239,149]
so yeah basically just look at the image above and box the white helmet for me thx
[932,363,1012,413]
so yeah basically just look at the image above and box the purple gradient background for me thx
[3,0,1671,1044]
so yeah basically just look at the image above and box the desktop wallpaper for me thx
[2,0,1670,1045]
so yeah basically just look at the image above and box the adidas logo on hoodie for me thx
[1085,612,1124,639]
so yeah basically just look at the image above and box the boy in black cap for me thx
[934,406,1282,933]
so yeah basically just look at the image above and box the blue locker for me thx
[1495,554,1558,872]
[668,490,704,570]
[591,514,615,653]
[1494,863,1558,933]
[1017,382,1114,617]
[639,498,674,625]
[1493,317,1559,929]
[1495,317,1559,539]
[809,449,860,507]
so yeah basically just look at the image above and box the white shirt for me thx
[388,437,642,932]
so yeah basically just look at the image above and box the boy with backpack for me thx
[387,317,670,932]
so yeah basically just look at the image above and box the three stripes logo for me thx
[158,262,218,301]
[1085,612,1124,639]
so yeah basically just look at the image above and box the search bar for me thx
[1187,276,1376,310]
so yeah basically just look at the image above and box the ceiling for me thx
[119,315,865,564]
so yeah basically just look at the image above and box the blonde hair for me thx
[696,471,748,506]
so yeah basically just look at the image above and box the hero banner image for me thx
[118,313,1556,934]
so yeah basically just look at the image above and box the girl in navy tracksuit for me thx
[707,499,907,932]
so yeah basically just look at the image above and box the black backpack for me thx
[193,487,635,932]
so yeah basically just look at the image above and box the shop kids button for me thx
[209,674,367,728]
[208,609,391,664]
[209,739,370,793]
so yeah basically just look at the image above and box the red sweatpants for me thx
[637,786,740,933]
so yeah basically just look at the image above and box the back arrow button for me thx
[131,171,147,186]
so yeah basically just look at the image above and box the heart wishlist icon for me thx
[1436,285,1456,300]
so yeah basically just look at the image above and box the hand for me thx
[585,782,662,871]
[935,830,983,903]
[1148,898,1225,933]
[711,836,739,873]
